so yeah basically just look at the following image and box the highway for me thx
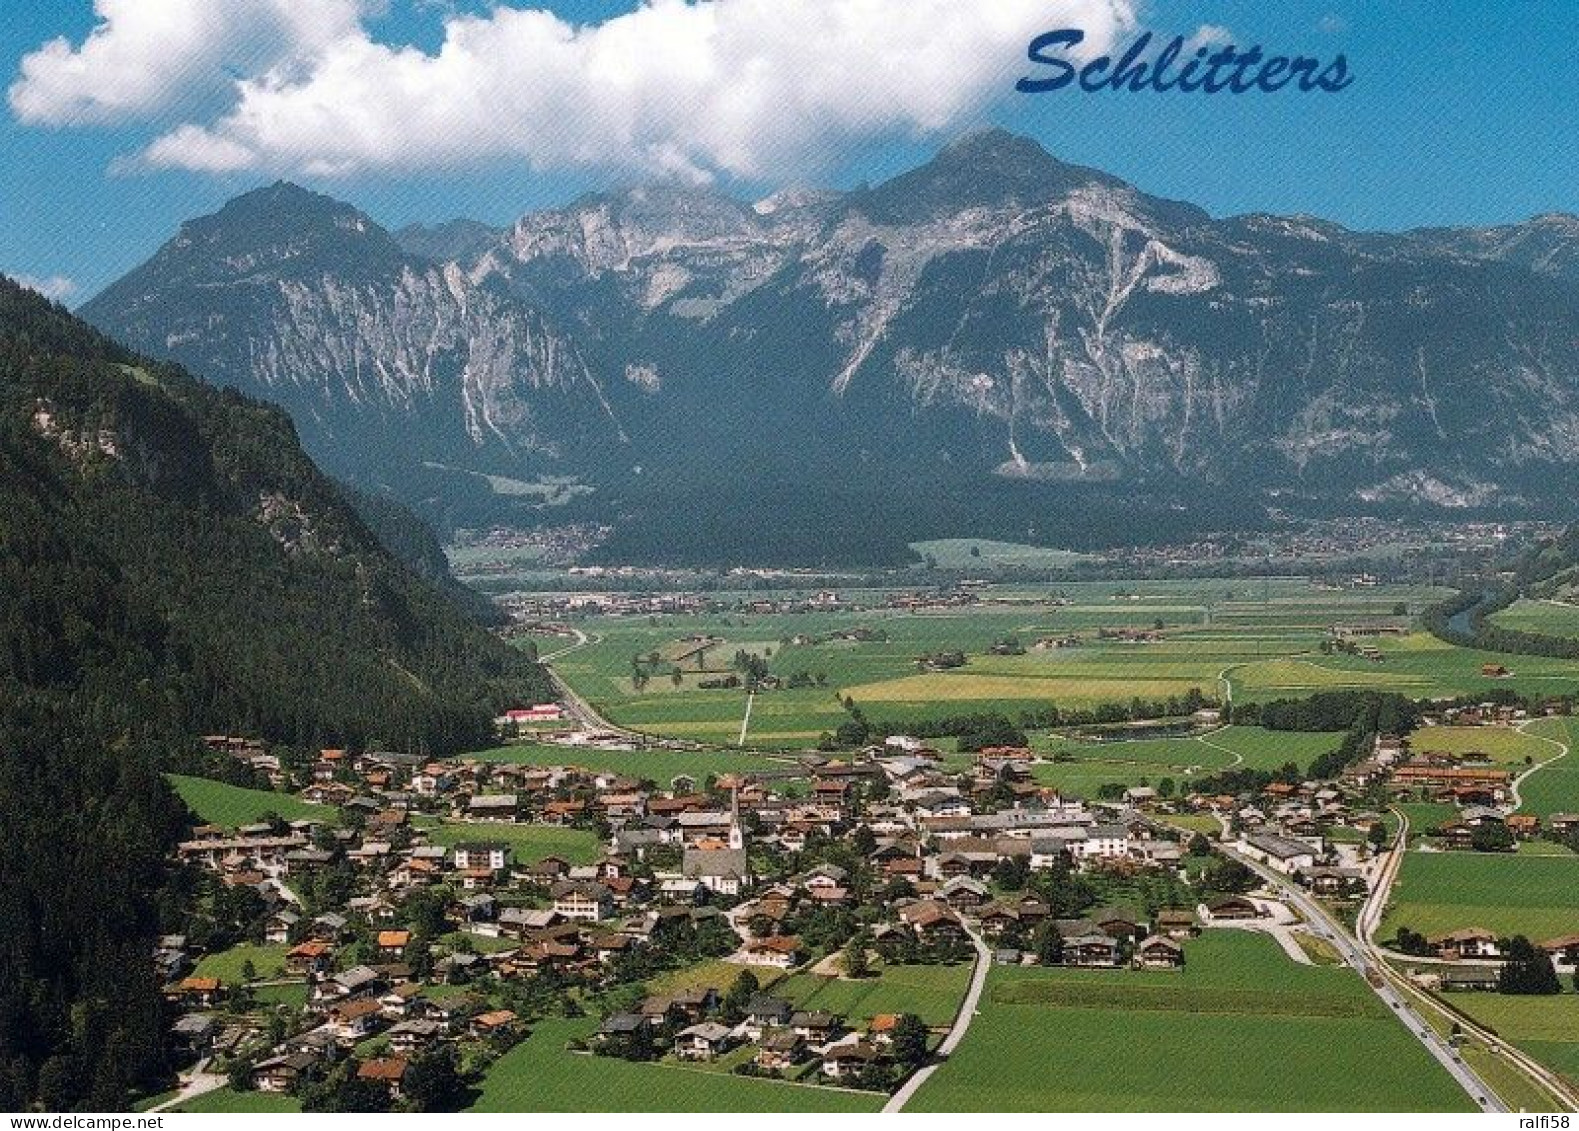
[1353,810,1579,1112]
[1222,840,1508,1113]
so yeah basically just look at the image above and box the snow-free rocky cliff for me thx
[82,130,1579,528]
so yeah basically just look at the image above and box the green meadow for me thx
[1518,717,1579,818]
[166,774,337,828]
[174,1089,302,1113]
[1449,992,1579,1092]
[546,583,1456,749]
[420,820,601,864]
[468,1018,882,1112]
[909,932,1471,1112]
[1488,599,1579,640]
[467,741,796,782]
[193,942,292,982]
[1025,725,1345,799]
[772,961,972,1028]
[1380,851,1579,940]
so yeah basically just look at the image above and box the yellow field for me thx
[1232,658,1427,694]
[842,673,1204,704]
[1409,725,1555,765]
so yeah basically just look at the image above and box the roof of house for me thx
[681,847,748,879]
[357,1057,409,1082]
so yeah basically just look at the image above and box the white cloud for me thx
[11,273,78,301]
[1187,24,1234,49]
[9,0,370,126]
[12,0,1138,180]
[1318,14,1349,34]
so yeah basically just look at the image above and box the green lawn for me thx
[468,1018,882,1111]
[1518,717,1579,819]
[1190,726,1347,772]
[467,742,797,782]
[909,932,1471,1112]
[547,588,1441,748]
[1449,992,1579,1091]
[193,942,291,982]
[772,962,972,1028]
[1236,634,1579,706]
[421,820,601,864]
[174,1088,302,1113]
[1396,803,1466,846]
[1489,599,1579,640]
[1380,851,1579,940]
[907,539,1090,570]
[166,774,336,828]
[1410,725,1553,766]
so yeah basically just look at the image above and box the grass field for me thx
[1023,726,1345,800]
[1448,993,1579,1091]
[1395,803,1462,846]
[907,539,1090,570]
[772,962,971,1028]
[909,932,1470,1112]
[468,742,799,782]
[193,942,292,982]
[545,585,1487,749]
[174,1089,302,1113]
[1517,717,1579,818]
[1380,851,1579,940]
[468,1018,882,1112]
[1488,599,1579,640]
[1409,725,1553,766]
[1235,633,1579,705]
[421,821,601,864]
[166,774,336,828]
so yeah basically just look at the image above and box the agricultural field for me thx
[1234,633,1579,706]
[907,539,1090,570]
[1380,851,1579,940]
[1447,993,1579,1091]
[468,1018,882,1112]
[1487,599,1579,640]
[1024,726,1344,800]
[467,741,797,782]
[1517,717,1579,818]
[166,774,337,828]
[543,583,1517,750]
[193,942,292,982]
[174,1089,302,1113]
[772,961,972,1028]
[1409,725,1554,766]
[421,821,601,864]
[909,932,1471,1112]
[1394,803,1462,846]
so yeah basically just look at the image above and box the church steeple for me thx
[728,786,744,850]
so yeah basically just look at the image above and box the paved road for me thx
[146,1058,226,1113]
[1510,719,1570,810]
[1356,811,1579,1111]
[883,927,991,1113]
[1223,842,1507,1113]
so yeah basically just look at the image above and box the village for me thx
[149,676,1579,1112]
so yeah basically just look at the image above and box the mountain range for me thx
[80,130,1579,563]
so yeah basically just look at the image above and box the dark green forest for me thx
[0,276,548,1108]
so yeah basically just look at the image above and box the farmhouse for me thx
[1429,928,1502,961]
[1205,896,1263,921]
[1135,935,1185,969]
[676,1021,734,1061]
[1238,833,1316,874]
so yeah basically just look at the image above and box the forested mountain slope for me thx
[0,276,548,1109]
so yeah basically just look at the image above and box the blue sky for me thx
[3,0,1576,303]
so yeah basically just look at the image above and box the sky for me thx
[3,0,1577,304]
